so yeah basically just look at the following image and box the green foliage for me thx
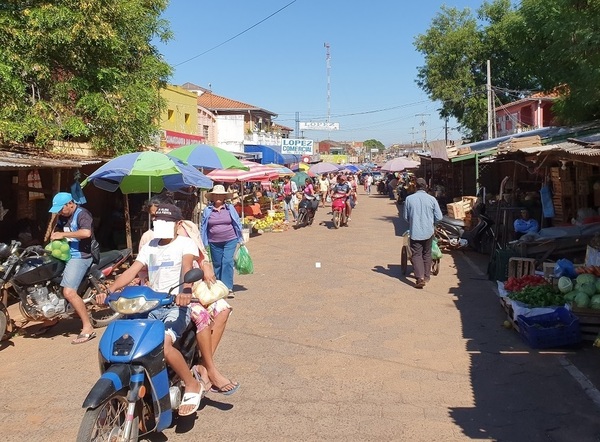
[363,139,384,152]
[0,0,172,154]
[414,0,549,139]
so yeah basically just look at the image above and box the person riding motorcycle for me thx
[332,175,352,221]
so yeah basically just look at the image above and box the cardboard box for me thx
[447,202,465,220]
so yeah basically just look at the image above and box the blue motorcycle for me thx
[76,268,204,441]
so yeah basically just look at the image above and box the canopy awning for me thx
[243,144,301,166]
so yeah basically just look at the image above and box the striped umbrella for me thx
[168,144,249,171]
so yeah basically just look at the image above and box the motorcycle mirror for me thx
[167,268,205,296]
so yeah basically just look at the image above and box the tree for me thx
[414,1,535,140]
[514,0,600,123]
[364,139,384,152]
[0,0,173,155]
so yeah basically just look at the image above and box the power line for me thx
[173,0,298,67]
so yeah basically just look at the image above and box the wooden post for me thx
[123,193,132,251]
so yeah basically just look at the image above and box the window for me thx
[167,109,174,122]
[184,113,190,124]
[203,125,209,139]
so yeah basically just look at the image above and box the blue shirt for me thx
[403,190,443,240]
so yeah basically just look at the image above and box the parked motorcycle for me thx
[331,193,349,229]
[0,240,131,335]
[435,211,496,253]
[77,268,205,441]
[297,195,319,227]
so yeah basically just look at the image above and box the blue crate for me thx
[516,307,581,349]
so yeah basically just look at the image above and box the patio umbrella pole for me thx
[123,193,132,251]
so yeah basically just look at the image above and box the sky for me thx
[155,0,487,147]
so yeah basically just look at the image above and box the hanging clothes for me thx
[27,169,45,200]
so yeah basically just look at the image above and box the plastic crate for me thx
[516,307,581,349]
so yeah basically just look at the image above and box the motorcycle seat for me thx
[441,215,465,228]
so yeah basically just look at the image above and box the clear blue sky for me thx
[156,0,486,147]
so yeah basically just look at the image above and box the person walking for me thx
[402,178,442,289]
[364,173,373,195]
[48,192,97,344]
[201,185,245,298]
[318,174,330,208]
[280,175,298,223]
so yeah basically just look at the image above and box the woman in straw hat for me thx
[201,185,244,298]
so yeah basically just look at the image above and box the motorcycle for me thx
[0,240,131,336]
[377,181,386,195]
[435,211,496,253]
[77,268,205,441]
[296,194,319,227]
[331,192,349,229]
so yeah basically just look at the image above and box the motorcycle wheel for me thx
[431,259,440,276]
[401,246,408,275]
[83,287,122,328]
[333,211,340,229]
[0,308,7,341]
[296,210,307,227]
[77,394,139,442]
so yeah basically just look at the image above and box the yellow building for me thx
[159,85,204,149]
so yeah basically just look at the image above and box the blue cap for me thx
[49,192,73,213]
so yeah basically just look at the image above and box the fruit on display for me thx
[245,212,286,232]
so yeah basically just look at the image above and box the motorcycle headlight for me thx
[109,296,160,315]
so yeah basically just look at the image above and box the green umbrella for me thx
[291,171,312,187]
[168,143,249,171]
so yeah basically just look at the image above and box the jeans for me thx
[209,238,238,290]
[283,198,297,221]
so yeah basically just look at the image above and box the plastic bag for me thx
[45,239,71,262]
[554,258,577,279]
[431,239,443,260]
[234,245,254,275]
[193,280,229,307]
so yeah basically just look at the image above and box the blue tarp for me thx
[244,144,301,167]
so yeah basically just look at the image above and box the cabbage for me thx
[595,280,600,294]
[565,291,579,302]
[558,276,574,294]
[576,273,596,286]
[575,292,591,309]
[580,282,597,297]
[591,295,600,310]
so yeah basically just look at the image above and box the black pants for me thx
[410,236,433,280]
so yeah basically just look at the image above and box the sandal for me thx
[191,366,211,399]
[210,380,240,396]
[71,332,97,345]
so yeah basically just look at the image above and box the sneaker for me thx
[227,290,235,299]
[415,279,425,289]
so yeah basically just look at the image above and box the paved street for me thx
[3,189,600,441]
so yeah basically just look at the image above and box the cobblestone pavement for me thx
[2,189,600,441]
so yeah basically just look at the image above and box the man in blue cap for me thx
[49,192,96,344]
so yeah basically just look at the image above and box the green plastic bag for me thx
[431,238,442,260]
[234,245,254,275]
[45,239,71,262]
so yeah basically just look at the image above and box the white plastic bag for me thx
[193,280,229,307]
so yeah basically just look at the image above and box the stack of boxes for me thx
[446,196,478,229]
[550,167,574,223]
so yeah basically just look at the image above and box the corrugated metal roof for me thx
[0,151,103,170]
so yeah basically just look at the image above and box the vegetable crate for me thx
[570,307,600,341]
[499,297,520,332]
[507,258,536,279]
[516,307,581,349]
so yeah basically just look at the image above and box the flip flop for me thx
[71,332,96,345]
[191,366,211,399]
[210,381,240,396]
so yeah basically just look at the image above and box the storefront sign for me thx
[281,139,314,155]
[299,122,340,131]
[161,130,205,149]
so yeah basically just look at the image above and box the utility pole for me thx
[295,111,300,138]
[415,113,429,150]
[409,126,418,147]
[324,42,331,139]
[444,116,449,146]
[487,59,493,140]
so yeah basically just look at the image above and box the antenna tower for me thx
[324,42,331,124]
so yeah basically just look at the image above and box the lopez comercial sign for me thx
[281,139,314,155]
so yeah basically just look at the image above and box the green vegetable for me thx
[591,295,600,310]
[576,273,596,286]
[558,276,574,294]
[595,280,600,294]
[580,282,596,297]
[508,284,564,307]
[565,291,578,302]
[575,292,591,309]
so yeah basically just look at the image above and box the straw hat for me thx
[206,184,233,200]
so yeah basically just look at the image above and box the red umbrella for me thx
[207,160,279,182]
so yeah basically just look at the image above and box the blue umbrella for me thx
[338,164,361,173]
[82,151,213,194]
[168,144,249,171]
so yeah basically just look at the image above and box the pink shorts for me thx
[189,298,232,333]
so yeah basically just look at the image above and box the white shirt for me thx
[136,236,199,293]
